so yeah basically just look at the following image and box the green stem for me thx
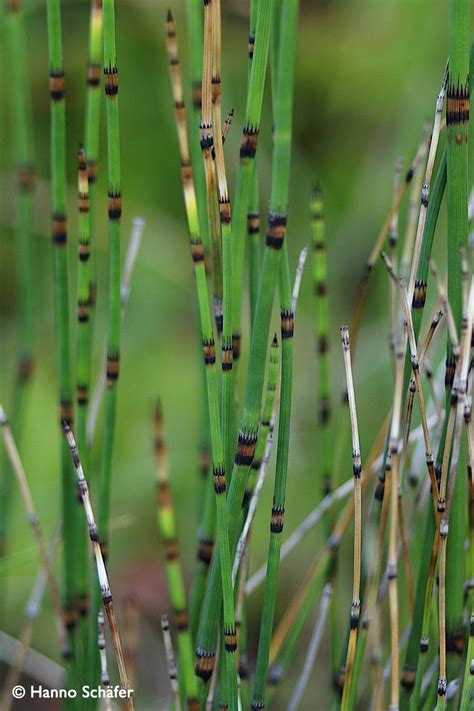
[90,0,122,691]
[75,148,92,691]
[46,0,76,683]
[251,249,294,709]
[231,0,272,356]
[443,0,470,698]
[84,0,103,316]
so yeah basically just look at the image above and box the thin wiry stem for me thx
[429,259,460,360]
[97,610,112,711]
[340,326,362,711]
[400,306,444,482]
[400,129,427,280]
[291,245,308,313]
[161,614,181,711]
[387,341,404,711]
[389,157,402,368]
[63,423,133,709]
[287,583,333,711]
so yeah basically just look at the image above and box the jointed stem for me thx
[46,0,77,676]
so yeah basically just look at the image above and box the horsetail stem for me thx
[184,0,208,254]
[430,259,461,359]
[461,274,474,705]
[76,147,92,430]
[200,0,222,334]
[46,0,77,668]
[389,158,402,367]
[400,133,426,281]
[211,0,235,479]
[63,423,133,709]
[231,0,272,353]
[387,341,404,711]
[251,252,294,710]
[246,0,261,330]
[189,459,216,642]
[248,170,260,327]
[88,0,123,690]
[1,0,36,587]
[234,424,275,584]
[310,183,333,506]
[84,0,103,313]
[339,326,362,711]
[346,420,400,706]
[0,406,68,658]
[153,399,198,708]
[164,12,237,704]
[75,147,93,686]
[444,0,470,683]
[194,0,299,676]
[97,610,113,711]
[161,613,182,711]
[233,336,280,705]
[98,0,122,544]
[235,543,250,705]
[166,3,215,646]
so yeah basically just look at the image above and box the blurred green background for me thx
[0,0,453,707]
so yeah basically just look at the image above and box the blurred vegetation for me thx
[0,0,452,707]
